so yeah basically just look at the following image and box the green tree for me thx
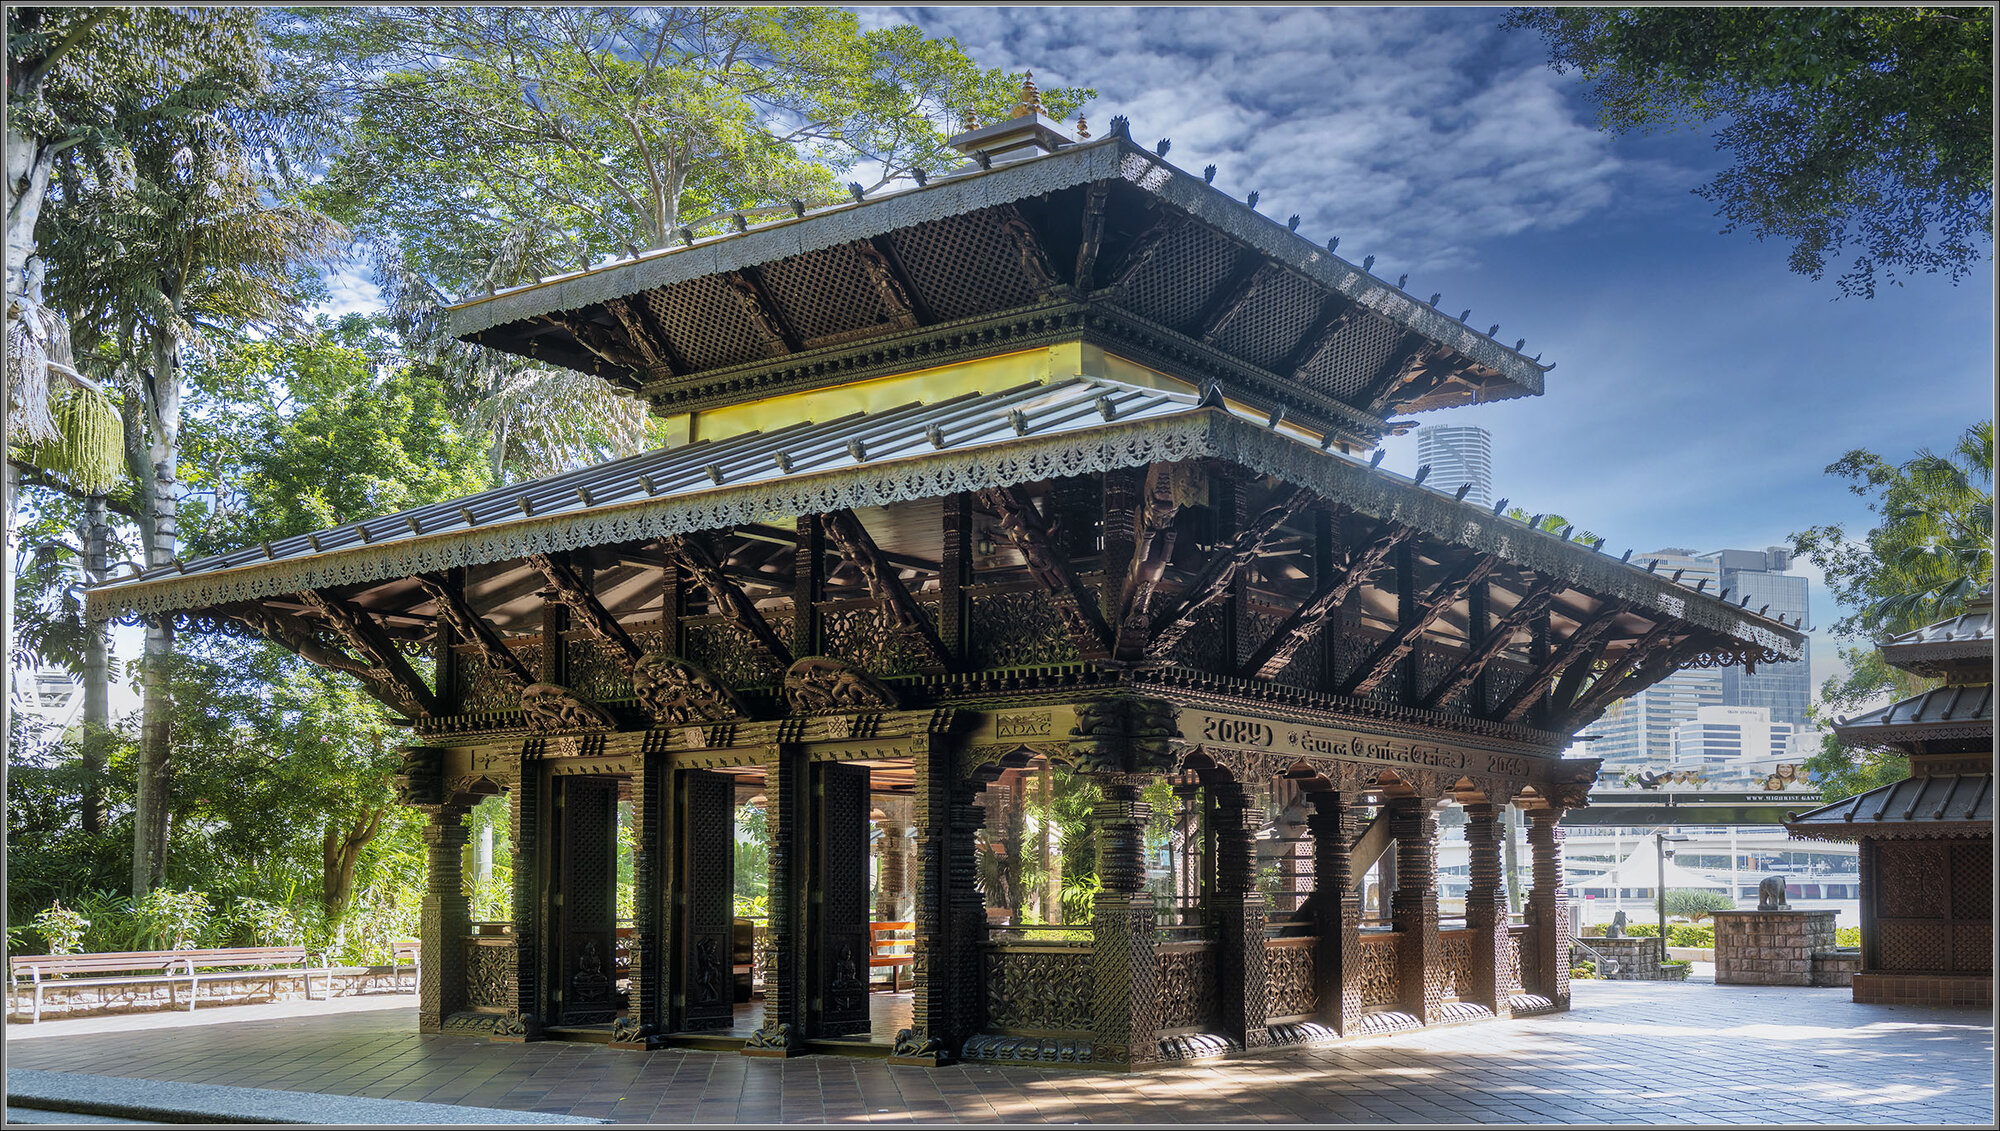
[1791,420,1993,801]
[1506,7,1993,297]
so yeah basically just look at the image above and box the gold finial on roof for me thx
[961,107,980,132]
[1075,116,1089,139]
[1011,71,1042,119]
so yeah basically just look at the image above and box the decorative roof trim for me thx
[86,407,1801,659]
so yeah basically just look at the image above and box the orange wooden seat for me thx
[869,921,914,991]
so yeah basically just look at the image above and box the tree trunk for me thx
[322,807,385,920]
[81,491,110,833]
[131,323,183,895]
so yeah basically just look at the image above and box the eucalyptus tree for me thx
[276,6,1086,479]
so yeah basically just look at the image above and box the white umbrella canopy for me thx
[1576,850,1728,892]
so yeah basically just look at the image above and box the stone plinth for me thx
[1713,910,1837,986]
[1810,948,1860,988]
[1587,936,1664,980]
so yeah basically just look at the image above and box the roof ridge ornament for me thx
[1012,71,1042,119]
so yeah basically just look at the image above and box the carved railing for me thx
[979,939,1095,1034]
[1264,935,1318,1023]
[1355,931,1402,1010]
[1438,928,1475,1001]
[1155,939,1218,1033]
[968,581,1091,669]
[463,932,517,1012]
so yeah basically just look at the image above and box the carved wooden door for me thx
[555,776,619,1026]
[677,769,736,1030]
[810,761,871,1036]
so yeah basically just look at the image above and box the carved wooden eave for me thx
[442,132,1548,438]
[86,393,1804,681]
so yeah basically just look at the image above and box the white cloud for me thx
[319,262,383,318]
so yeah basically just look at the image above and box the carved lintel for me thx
[1149,485,1315,659]
[1239,519,1415,680]
[526,552,641,670]
[1074,181,1111,289]
[1341,552,1499,697]
[1070,694,1179,775]
[723,269,799,355]
[412,573,537,687]
[296,590,439,717]
[977,484,1112,659]
[782,656,900,715]
[1418,578,1567,710]
[852,241,919,330]
[662,534,795,667]
[520,682,615,733]
[632,653,749,725]
[821,508,953,671]
[1493,601,1635,723]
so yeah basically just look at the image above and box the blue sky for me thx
[852,4,1994,687]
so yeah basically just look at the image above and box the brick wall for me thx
[1713,910,1837,987]
[1852,973,1991,1008]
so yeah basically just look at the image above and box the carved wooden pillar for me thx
[874,796,913,922]
[794,517,823,658]
[746,746,806,1055]
[940,494,971,666]
[1210,785,1271,1050]
[1526,809,1570,1009]
[614,739,669,1046]
[498,741,546,1041]
[1462,802,1511,1019]
[1389,796,1440,1023]
[418,801,471,1032]
[672,768,736,1033]
[1090,777,1160,1066]
[889,737,958,1065]
[1307,791,1362,1033]
[944,781,988,1046]
[808,761,871,1037]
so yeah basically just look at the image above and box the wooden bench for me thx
[9,947,323,1023]
[870,921,914,991]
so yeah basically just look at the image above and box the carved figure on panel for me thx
[632,652,747,725]
[694,937,723,1005]
[893,1027,943,1058]
[782,656,901,714]
[519,683,615,733]
[572,939,610,1003]
[1757,875,1789,911]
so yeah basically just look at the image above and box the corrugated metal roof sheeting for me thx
[1787,772,1993,835]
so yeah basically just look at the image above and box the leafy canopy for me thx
[1506,7,1993,297]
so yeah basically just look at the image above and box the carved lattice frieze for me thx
[970,590,1083,669]
[1878,921,1950,972]
[1355,935,1400,1008]
[1878,843,1951,919]
[1156,946,1219,1031]
[1439,930,1474,1000]
[982,947,1095,1032]
[1161,604,1228,672]
[1264,940,1317,1020]
[1506,930,1525,992]
[684,619,786,688]
[821,603,930,676]
[564,636,632,702]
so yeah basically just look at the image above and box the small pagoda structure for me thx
[1786,594,1992,1008]
[87,88,1801,1067]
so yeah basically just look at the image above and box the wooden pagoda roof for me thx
[1785,772,1993,842]
[443,123,1550,447]
[1876,593,1992,680]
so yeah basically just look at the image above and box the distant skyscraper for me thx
[1700,547,1812,728]
[1415,424,1492,509]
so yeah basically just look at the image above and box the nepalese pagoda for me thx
[1785,594,1992,1009]
[87,94,1802,1067]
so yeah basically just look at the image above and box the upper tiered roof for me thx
[446,88,1551,450]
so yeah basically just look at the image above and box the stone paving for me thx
[5,979,1992,1125]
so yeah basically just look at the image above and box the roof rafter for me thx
[296,589,440,718]
[978,484,1111,660]
[1148,485,1314,659]
[1492,600,1637,723]
[1418,577,1566,710]
[1340,552,1499,697]
[1238,517,1415,680]
[822,508,954,672]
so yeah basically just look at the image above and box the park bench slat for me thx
[10,946,329,1023]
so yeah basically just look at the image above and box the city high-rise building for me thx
[1415,424,1492,509]
[1700,547,1812,727]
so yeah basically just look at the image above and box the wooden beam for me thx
[723,268,800,355]
[1547,636,1608,720]
[1105,208,1181,289]
[411,572,538,687]
[940,493,972,665]
[1558,621,1680,727]
[1238,518,1415,680]
[1563,628,1707,733]
[1417,578,1566,710]
[1110,464,1187,661]
[1491,600,1635,723]
[977,484,1112,659]
[1361,332,1439,417]
[822,508,954,672]
[296,590,440,717]
[1340,552,1499,697]
[851,241,919,330]
[996,204,1059,294]
[1149,485,1314,659]
[1073,181,1111,289]
[1279,302,1354,379]
[534,312,652,388]
[602,296,684,377]
[663,533,796,666]
[1192,253,1272,343]
[526,552,642,668]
